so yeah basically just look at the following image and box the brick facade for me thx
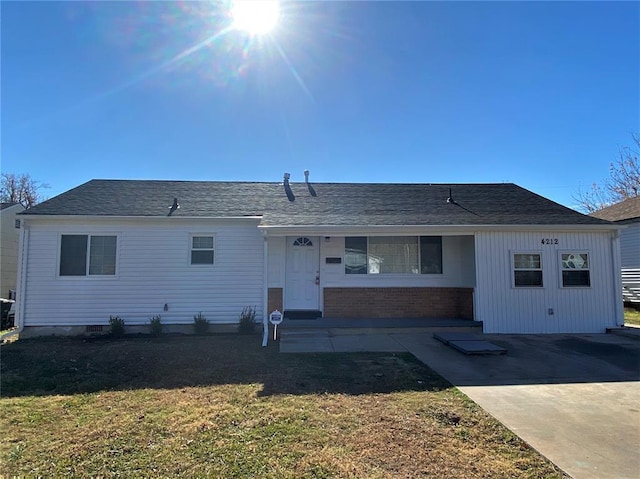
[268,288,283,314]
[323,287,474,319]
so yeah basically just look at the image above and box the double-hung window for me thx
[60,234,117,276]
[345,236,442,275]
[561,252,590,287]
[191,235,215,265]
[513,253,543,287]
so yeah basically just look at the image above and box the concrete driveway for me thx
[281,331,640,479]
[394,333,640,479]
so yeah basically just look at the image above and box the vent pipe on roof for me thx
[168,197,180,216]
[304,170,309,183]
[446,188,455,204]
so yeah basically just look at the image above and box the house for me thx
[591,196,640,306]
[13,176,624,338]
[1,202,25,299]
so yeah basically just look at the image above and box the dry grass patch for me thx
[1,334,566,478]
[624,307,640,326]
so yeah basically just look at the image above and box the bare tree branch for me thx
[608,133,640,201]
[573,133,640,213]
[0,172,49,209]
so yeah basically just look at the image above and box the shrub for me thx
[193,312,210,335]
[109,316,125,338]
[238,306,257,334]
[149,315,162,337]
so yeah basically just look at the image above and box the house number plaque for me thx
[269,310,283,340]
[540,238,559,245]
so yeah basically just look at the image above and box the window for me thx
[191,235,214,265]
[368,237,418,274]
[513,253,543,287]
[293,237,313,246]
[345,236,442,275]
[345,237,367,274]
[420,236,443,274]
[561,252,590,287]
[60,234,117,276]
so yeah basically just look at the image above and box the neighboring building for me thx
[14,177,623,337]
[1,202,25,299]
[591,196,640,305]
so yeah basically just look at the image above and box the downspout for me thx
[262,232,269,347]
[472,233,482,330]
[3,220,29,340]
[611,229,624,327]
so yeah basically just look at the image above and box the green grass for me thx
[1,335,567,478]
[624,307,640,326]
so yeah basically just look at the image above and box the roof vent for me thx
[304,170,309,183]
[283,172,290,184]
[446,188,455,204]
[168,197,180,216]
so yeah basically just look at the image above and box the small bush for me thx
[149,315,162,337]
[193,312,210,335]
[238,306,257,334]
[109,316,125,338]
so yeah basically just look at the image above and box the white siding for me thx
[22,218,264,326]
[475,231,620,333]
[619,222,640,268]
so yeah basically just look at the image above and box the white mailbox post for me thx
[269,309,283,340]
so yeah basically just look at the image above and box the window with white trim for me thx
[60,234,117,276]
[191,235,214,265]
[513,252,543,287]
[345,236,442,275]
[561,252,590,287]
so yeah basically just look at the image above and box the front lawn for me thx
[0,335,565,478]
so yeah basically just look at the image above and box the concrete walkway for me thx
[280,330,640,479]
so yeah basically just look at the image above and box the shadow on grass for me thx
[0,335,451,398]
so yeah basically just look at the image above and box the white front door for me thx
[285,236,320,310]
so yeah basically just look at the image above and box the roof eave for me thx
[258,223,621,235]
[19,214,264,221]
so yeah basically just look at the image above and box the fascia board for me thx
[258,223,622,236]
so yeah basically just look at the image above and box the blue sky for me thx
[2,1,638,210]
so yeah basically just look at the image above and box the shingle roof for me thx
[21,179,611,227]
[590,196,640,223]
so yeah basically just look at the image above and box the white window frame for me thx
[58,233,119,278]
[511,251,544,288]
[559,251,591,288]
[190,234,215,266]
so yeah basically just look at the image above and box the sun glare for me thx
[231,0,280,35]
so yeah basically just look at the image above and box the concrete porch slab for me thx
[331,334,406,353]
[279,335,334,353]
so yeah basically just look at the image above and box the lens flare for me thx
[232,0,280,35]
